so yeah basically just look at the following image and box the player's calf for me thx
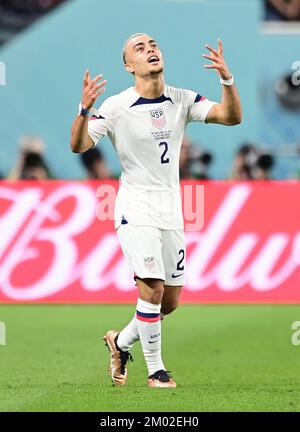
[161,285,182,316]
[160,300,178,316]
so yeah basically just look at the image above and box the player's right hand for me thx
[81,70,107,110]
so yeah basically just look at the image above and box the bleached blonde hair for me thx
[122,33,146,64]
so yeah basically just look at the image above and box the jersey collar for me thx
[130,86,173,107]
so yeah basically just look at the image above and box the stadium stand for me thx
[0,0,67,46]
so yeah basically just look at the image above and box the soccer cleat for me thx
[147,370,177,388]
[102,330,133,386]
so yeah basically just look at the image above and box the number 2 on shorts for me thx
[177,249,185,271]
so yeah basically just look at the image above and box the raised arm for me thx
[70,70,107,153]
[202,39,242,126]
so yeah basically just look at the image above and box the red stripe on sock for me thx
[136,315,160,323]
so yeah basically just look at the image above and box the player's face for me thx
[124,34,164,77]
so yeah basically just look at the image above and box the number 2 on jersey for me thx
[159,141,169,164]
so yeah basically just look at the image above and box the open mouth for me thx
[148,55,159,64]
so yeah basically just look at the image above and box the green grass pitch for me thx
[0,304,300,412]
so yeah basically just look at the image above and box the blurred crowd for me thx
[1,135,111,181]
[179,138,281,181]
[229,143,276,181]
[0,134,295,182]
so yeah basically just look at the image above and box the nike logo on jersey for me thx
[172,273,183,278]
[149,340,159,344]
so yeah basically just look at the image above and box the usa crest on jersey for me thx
[149,109,166,129]
[143,256,155,270]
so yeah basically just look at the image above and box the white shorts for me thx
[117,223,185,286]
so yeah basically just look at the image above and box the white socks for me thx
[117,306,167,352]
[117,299,166,376]
[116,316,139,352]
[136,298,165,376]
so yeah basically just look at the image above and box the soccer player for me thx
[70,33,242,388]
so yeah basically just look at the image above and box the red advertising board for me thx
[0,180,299,303]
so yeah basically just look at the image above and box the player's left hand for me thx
[202,39,232,80]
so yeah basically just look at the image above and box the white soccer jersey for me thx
[88,85,217,229]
